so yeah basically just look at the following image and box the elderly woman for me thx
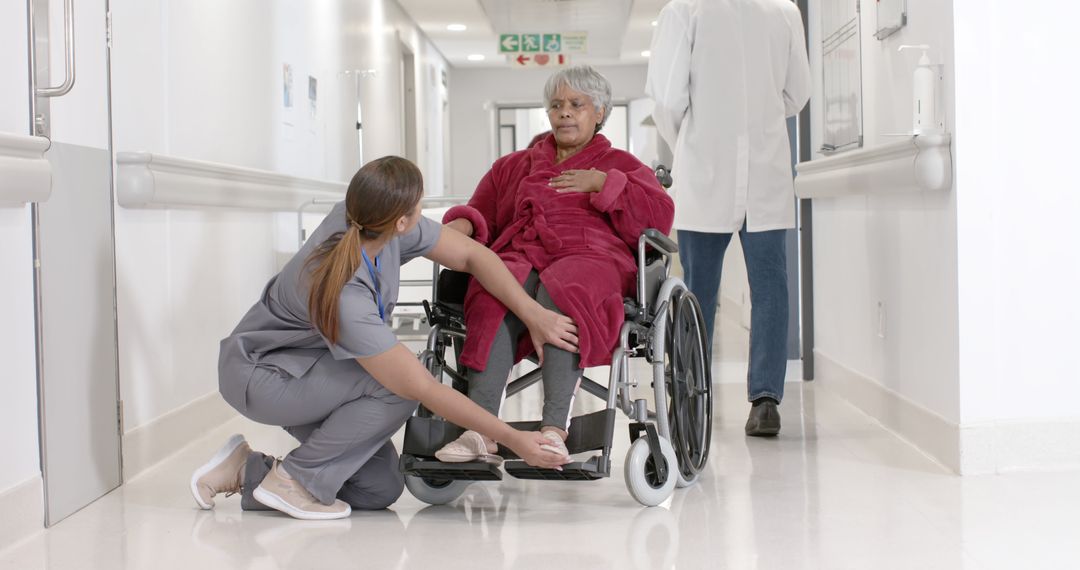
[435,65,674,463]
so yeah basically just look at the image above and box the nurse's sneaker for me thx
[191,434,251,509]
[253,461,351,520]
[434,430,502,464]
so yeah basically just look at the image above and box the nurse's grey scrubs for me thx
[218,201,441,509]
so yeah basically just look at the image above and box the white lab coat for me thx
[646,0,811,233]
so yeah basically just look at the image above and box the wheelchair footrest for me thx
[400,454,503,481]
[504,455,609,481]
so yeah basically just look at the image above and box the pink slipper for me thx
[434,430,502,464]
[539,431,571,462]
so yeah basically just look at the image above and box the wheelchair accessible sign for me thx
[499,32,586,68]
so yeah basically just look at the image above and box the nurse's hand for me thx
[507,431,572,469]
[524,307,579,364]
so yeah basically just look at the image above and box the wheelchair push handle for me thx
[654,165,673,189]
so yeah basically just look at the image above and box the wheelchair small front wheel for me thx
[624,435,678,507]
[404,475,470,506]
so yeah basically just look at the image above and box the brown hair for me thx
[306,156,424,344]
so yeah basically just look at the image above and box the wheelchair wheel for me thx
[404,475,470,506]
[624,435,678,507]
[664,290,713,488]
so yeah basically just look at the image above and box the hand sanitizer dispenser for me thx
[898,45,939,135]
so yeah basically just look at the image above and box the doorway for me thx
[495,103,630,157]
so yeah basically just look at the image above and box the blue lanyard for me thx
[361,248,385,321]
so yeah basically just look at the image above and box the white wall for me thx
[109,0,449,441]
[0,207,40,497]
[952,1,1080,469]
[807,0,1080,473]
[0,2,29,135]
[448,64,649,195]
[0,1,43,513]
[807,0,960,427]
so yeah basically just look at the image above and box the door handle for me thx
[33,0,76,98]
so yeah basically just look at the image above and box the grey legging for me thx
[467,271,583,431]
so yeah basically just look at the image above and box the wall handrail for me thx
[115,151,346,211]
[116,151,477,212]
[0,132,52,207]
[795,134,952,199]
[420,195,471,207]
[295,195,472,248]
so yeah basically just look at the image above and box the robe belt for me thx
[515,198,606,254]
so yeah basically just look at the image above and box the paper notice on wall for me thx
[283,63,293,108]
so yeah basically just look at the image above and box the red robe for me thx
[443,134,674,370]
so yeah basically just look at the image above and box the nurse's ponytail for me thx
[306,156,424,344]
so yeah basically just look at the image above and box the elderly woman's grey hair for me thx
[543,65,613,133]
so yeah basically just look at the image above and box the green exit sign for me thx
[499,34,519,53]
[499,32,587,54]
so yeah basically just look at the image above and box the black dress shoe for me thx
[745,400,781,436]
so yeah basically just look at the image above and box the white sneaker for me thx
[253,461,351,520]
[434,430,502,464]
[539,431,571,462]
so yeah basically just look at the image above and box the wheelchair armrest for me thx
[636,230,678,317]
[640,229,677,255]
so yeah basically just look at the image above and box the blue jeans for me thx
[678,227,789,403]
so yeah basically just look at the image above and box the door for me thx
[786,116,802,361]
[400,42,418,163]
[28,0,122,525]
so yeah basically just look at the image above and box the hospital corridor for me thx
[1,1,1078,569]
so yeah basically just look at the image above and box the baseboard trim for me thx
[814,350,1080,474]
[959,419,1080,475]
[719,292,750,329]
[122,392,239,481]
[0,476,44,553]
[814,349,961,473]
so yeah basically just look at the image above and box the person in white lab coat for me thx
[646,0,810,436]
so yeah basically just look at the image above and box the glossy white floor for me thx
[3,312,1079,569]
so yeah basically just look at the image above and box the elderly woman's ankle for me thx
[540,426,568,440]
[478,433,498,452]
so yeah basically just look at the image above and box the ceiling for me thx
[395,0,670,67]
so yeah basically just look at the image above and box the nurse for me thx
[190,156,577,520]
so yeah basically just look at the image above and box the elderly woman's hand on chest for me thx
[548,167,607,194]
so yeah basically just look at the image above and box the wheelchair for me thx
[399,229,713,507]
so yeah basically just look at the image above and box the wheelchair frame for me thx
[399,229,713,507]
